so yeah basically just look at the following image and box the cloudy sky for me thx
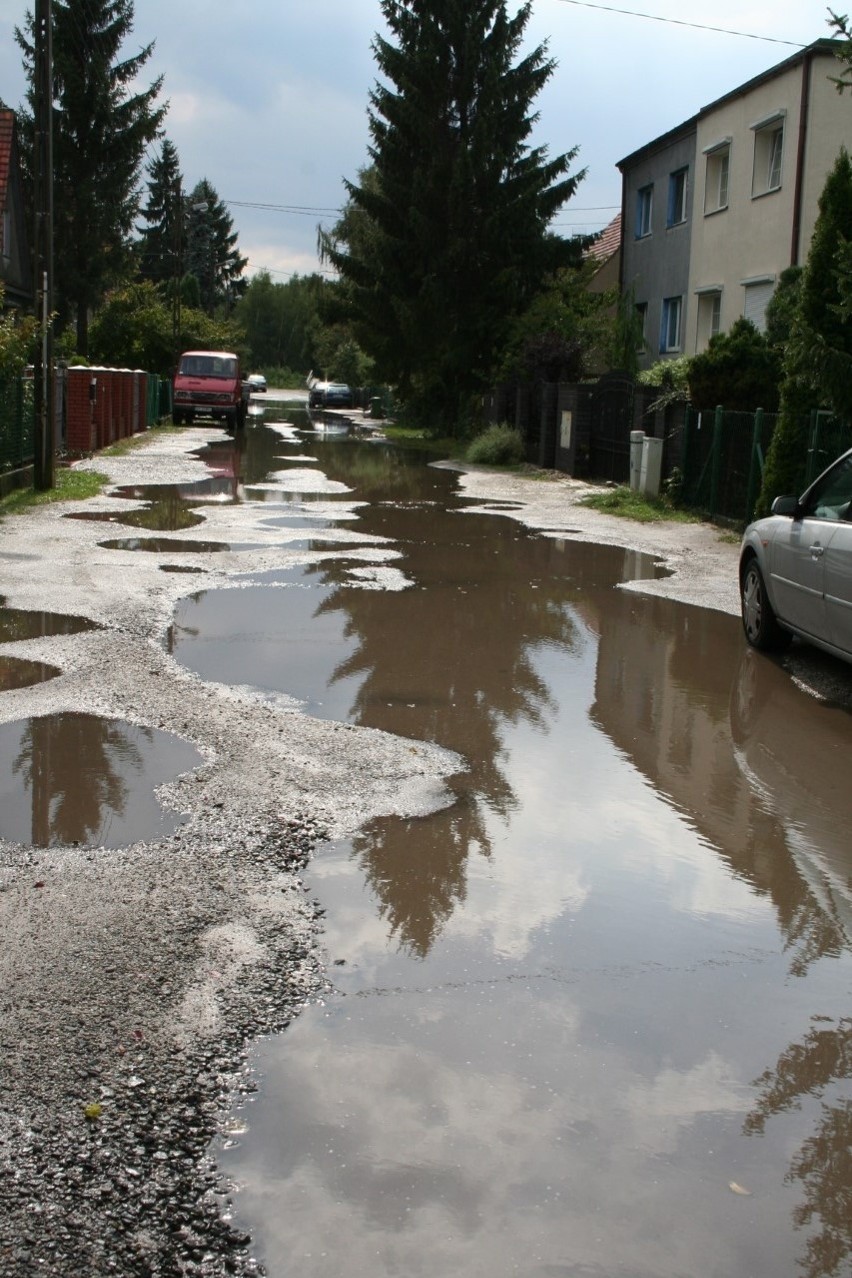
[0,1,833,282]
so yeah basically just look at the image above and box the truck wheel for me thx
[172,409,184,425]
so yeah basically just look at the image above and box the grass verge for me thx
[382,425,462,457]
[100,421,180,457]
[0,466,109,518]
[579,485,698,524]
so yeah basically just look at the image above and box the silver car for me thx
[740,447,852,662]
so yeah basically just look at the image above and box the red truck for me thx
[172,350,247,430]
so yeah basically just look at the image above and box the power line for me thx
[225,199,342,216]
[551,0,808,47]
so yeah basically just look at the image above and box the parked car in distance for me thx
[308,379,353,409]
[323,382,353,408]
[246,374,267,393]
[739,447,852,663]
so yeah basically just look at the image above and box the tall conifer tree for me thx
[184,178,248,316]
[322,0,585,431]
[137,137,182,287]
[16,0,166,353]
[758,147,852,511]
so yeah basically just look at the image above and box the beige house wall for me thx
[686,49,851,356]
[686,63,803,354]
[798,63,852,257]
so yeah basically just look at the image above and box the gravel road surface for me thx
[0,427,742,1276]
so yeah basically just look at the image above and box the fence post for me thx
[680,404,693,500]
[709,404,724,520]
[745,407,764,524]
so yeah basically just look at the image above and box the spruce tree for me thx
[322,0,585,433]
[16,0,166,354]
[757,147,852,511]
[183,178,247,316]
[137,137,183,287]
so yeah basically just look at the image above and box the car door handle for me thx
[810,543,825,559]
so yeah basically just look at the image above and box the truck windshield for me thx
[178,356,236,378]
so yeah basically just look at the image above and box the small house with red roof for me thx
[0,108,33,312]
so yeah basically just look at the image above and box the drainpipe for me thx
[791,50,813,267]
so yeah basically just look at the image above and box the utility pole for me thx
[32,0,54,491]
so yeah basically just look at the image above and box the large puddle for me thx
[0,713,202,848]
[170,420,852,1277]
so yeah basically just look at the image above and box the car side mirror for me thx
[771,495,799,517]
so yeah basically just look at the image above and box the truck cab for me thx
[172,350,246,430]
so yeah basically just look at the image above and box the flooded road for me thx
[174,418,852,1277]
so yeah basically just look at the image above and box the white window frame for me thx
[660,296,683,353]
[694,286,723,351]
[751,111,785,198]
[710,292,721,338]
[703,139,730,215]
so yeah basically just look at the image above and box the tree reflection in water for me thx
[11,713,141,847]
[745,1019,852,1278]
[295,441,612,956]
[3,711,201,848]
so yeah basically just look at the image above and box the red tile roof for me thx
[586,212,621,262]
[0,110,13,213]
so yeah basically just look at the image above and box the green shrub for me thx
[466,423,524,466]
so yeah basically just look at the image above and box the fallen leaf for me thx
[729,1181,752,1196]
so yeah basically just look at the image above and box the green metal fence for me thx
[804,410,852,487]
[680,405,777,524]
[0,371,34,474]
[680,405,852,526]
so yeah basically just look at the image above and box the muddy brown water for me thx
[173,421,852,1278]
[0,712,202,848]
[0,656,62,691]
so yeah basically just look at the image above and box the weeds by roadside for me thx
[0,467,108,518]
[99,422,180,457]
[579,485,698,524]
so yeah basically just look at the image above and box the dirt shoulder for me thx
[0,433,739,1276]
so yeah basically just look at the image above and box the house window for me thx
[752,114,784,197]
[0,208,9,260]
[635,185,653,238]
[667,168,688,227]
[660,296,683,353]
[635,301,648,350]
[704,144,730,214]
[710,292,721,337]
[743,278,775,332]
[695,290,722,350]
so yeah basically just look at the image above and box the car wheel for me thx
[741,558,789,651]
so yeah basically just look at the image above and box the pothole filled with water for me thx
[0,712,203,848]
[0,656,62,691]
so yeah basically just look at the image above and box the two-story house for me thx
[0,108,33,313]
[618,39,852,369]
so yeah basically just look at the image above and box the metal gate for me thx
[587,372,634,483]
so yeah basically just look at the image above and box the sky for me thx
[0,1,835,284]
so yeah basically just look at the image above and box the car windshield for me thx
[179,355,236,378]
